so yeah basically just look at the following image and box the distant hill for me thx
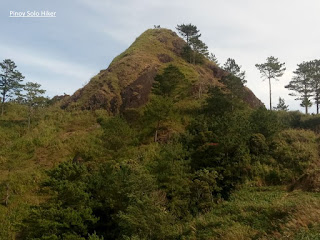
[62,28,263,112]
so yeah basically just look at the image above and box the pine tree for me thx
[223,58,246,84]
[208,53,219,66]
[273,97,289,111]
[189,37,209,64]
[152,64,185,97]
[22,82,46,129]
[309,60,320,114]
[148,65,185,142]
[285,61,313,114]
[255,56,286,110]
[221,59,246,110]
[0,59,24,115]
[176,23,201,45]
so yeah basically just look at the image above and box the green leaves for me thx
[271,129,318,182]
[255,56,286,80]
[22,82,46,106]
[152,64,186,98]
[285,61,314,114]
[250,107,282,138]
[99,116,137,152]
[223,58,246,84]
[144,96,173,123]
[176,24,201,45]
[256,56,286,110]
[21,162,99,240]
[176,23,209,64]
[0,59,25,115]
[274,97,289,111]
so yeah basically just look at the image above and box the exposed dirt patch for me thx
[172,39,185,55]
[120,66,158,110]
[243,87,264,108]
[207,63,226,79]
[87,90,110,110]
[157,35,168,44]
[157,54,173,63]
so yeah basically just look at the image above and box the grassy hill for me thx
[62,28,262,112]
[1,28,320,239]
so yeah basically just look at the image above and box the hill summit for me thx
[62,28,262,112]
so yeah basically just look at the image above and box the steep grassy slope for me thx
[185,186,320,240]
[63,28,262,112]
[0,105,106,239]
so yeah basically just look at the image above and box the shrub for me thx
[271,129,318,183]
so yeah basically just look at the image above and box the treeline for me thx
[0,59,47,128]
[175,23,320,114]
[285,60,320,114]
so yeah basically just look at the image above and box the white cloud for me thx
[0,44,95,80]
[0,44,98,96]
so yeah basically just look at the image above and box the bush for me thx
[249,133,268,155]
[271,129,318,183]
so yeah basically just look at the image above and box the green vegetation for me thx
[223,58,246,84]
[20,82,47,129]
[286,61,316,114]
[176,23,209,65]
[0,59,25,115]
[2,84,320,239]
[274,97,289,111]
[176,23,201,45]
[221,58,247,106]
[1,27,320,240]
[255,56,286,110]
[208,53,219,66]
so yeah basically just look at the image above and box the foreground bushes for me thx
[3,85,320,239]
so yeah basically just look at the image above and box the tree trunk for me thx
[198,82,202,99]
[1,95,5,116]
[28,106,32,130]
[1,78,7,116]
[193,51,196,65]
[304,84,308,115]
[269,77,272,110]
[317,93,319,114]
[4,182,10,206]
[28,115,31,130]
[154,121,160,142]
[231,93,234,112]
[154,129,158,142]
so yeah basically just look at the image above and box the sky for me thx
[1,0,320,112]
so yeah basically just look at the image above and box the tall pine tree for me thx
[285,61,313,114]
[176,23,201,45]
[0,59,24,115]
[255,56,286,110]
[310,60,320,114]
[22,82,47,129]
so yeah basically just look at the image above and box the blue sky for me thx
[1,0,320,112]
